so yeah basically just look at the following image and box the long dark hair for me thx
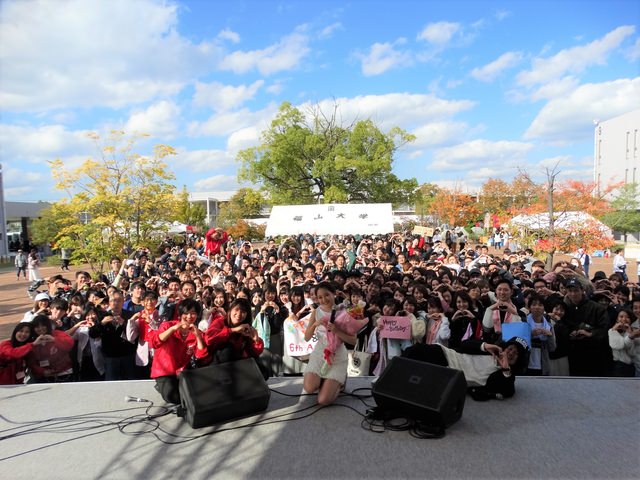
[225,297,252,327]
[289,286,305,315]
[11,322,35,348]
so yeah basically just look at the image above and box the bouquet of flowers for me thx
[323,304,368,366]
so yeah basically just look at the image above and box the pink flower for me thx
[323,308,368,365]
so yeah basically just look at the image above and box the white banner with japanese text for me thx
[265,203,394,236]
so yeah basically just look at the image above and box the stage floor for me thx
[1,376,638,479]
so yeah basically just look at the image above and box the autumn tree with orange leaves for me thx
[504,167,618,268]
[428,187,481,227]
[477,173,539,226]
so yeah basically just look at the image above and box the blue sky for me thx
[1,0,638,202]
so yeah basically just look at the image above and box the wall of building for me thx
[594,109,640,191]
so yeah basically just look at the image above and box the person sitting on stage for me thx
[302,281,366,406]
[149,298,209,404]
[402,336,530,400]
[26,315,75,383]
[0,322,36,385]
[205,297,267,378]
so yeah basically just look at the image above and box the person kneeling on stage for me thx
[205,297,268,380]
[402,337,530,400]
[149,299,210,404]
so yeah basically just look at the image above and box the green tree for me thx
[238,102,418,206]
[40,131,177,273]
[217,188,267,228]
[601,182,640,242]
[174,186,207,232]
[413,183,440,221]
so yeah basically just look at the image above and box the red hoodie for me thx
[0,340,33,385]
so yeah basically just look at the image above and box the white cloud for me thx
[431,139,533,171]
[529,76,580,101]
[0,0,220,111]
[219,29,310,75]
[190,92,475,140]
[194,174,241,191]
[188,104,278,137]
[175,148,235,173]
[306,93,475,130]
[266,81,286,95]
[471,51,523,82]
[627,37,640,61]
[357,39,412,76]
[125,101,181,138]
[495,10,511,21]
[5,185,40,198]
[319,22,343,39]
[524,77,640,142]
[0,124,92,163]
[227,126,263,154]
[537,155,572,170]
[217,28,240,43]
[3,166,47,185]
[193,80,264,111]
[417,22,461,45]
[516,25,636,87]
[410,121,468,148]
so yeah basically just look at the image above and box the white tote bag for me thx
[347,336,372,377]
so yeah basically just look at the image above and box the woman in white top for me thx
[303,282,365,405]
[27,249,41,282]
[612,249,628,281]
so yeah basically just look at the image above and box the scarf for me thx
[426,315,443,345]
[492,308,513,333]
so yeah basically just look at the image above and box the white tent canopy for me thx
[508,211,612,236]
[265,203,394,236]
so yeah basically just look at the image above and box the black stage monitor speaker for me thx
[372,356,467,427]
[179,358,270,428]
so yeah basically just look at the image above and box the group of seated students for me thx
[2,231,639,406]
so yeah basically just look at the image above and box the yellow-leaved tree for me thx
[38,131,178,273]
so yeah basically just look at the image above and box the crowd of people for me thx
[2,227,639,406]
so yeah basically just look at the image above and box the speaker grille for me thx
[373,357,467,427]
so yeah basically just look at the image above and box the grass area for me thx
[0,254,63,271]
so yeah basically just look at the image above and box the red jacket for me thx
[26,330,74,379]
[0,340,33,385]
[205,229,228,256]
[205,313,264,360]
[148,321,210,378]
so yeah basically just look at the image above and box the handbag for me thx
[347,336,372,377]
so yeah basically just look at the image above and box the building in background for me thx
[2,200,51,256]
[188,191,235,227]
[594,109,640,193]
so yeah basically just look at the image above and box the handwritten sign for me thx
[378,315,412,340]
[501,322,531,346]
[283,315,318,357]
[412,226,434,237]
